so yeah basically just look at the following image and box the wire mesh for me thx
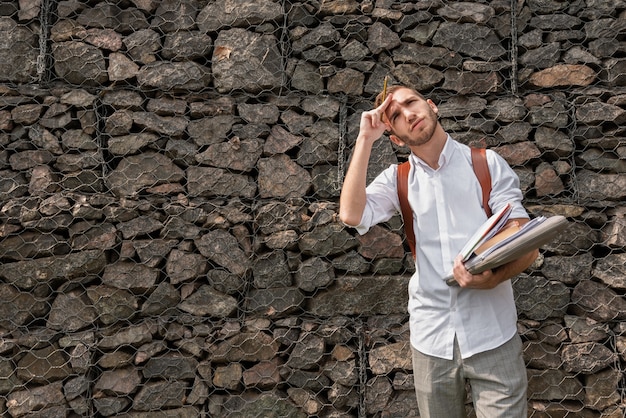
[0,0,624,417]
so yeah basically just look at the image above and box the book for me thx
[444,213,569,286]
[458,203,512,262]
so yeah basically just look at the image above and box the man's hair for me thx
[373,84,426,108]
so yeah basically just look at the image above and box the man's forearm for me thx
[339,136,375,226]
[492,248,539,284]
[453,217,540,289]
[340,97,390,227]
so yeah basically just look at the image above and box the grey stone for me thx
[212,28,282,93]
[142,354,198,380]
[0,283,48,329]
[178,285,238,318]
[298,223,358,257]
[258,155,311,199]
[195,229,250,276]
[87,285,138,325]
[286,333,325,370]
[514,275,570,320]
[208,331,279,362]
[141,282,180,316]
[253,251,292,288]
[294,256,335,292]
[0,230,70,262]
[137,61,212,92]
[133,380,186,411]
[572,280,626,321]
[0,249,105,289]
[575,170,626,202]
[108,133,159,155]
[561,342,617,374]
[162,31,212,61]
[369,341,412,375]
[197,0,283,32]
[53,41,108,86]
[366,22,401,54]
[48,290,98,332]
[309,276,409,316]
[246,287,305,316]
[106,152,185,197]
[165,249,207,285]
[0,17,38,83]
[432,22,506,60]
[527,368,584,401]
[196,138,262,172]
[152,0,198,33]
[6,381,65,417]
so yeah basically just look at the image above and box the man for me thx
[339,84,538,418]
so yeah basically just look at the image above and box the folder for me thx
[444,213,569,286]
[459,203,512,262]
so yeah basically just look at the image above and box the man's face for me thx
[384,87,438,147]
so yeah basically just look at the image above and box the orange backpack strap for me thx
[396,148,493,259]
[396,161,416,259]
[471,147,493,218]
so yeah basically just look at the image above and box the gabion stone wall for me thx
[0,0,625,417]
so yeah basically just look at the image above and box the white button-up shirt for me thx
[354,136,529,360]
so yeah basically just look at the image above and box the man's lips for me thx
[410,119,423,131]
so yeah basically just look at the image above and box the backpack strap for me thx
[397,161,416,259]
[471,147,492,218]
[396,147,493,259]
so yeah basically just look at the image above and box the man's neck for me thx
[409,127,448,169]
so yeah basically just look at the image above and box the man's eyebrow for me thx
[388,95,421,118]
[386,98,408,118]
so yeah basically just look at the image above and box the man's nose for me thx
[402,108,416,122]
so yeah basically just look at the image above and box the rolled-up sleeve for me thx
[487,150,529,220]
[353,165,401,235]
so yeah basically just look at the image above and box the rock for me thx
[514,275,570,321]
[561,342,617,374]
[196,138,262,172]
[527,368,584,401]
[212,28,282,93]
[133,380,186,411]
[53,41,108,85]
[47,290,98,331]
[137,61,212,91]
[106,152,185,197]
[529,64,596,87]
[572,280,626,321]
[197,0,283,32]
[0,284,48,328]
[258,154,311,198]
[369,342,412,375]
[6,381,65,417]
[309,276,409,316]
[432,22,506,60]
[0,17,38,83]
[178,285,238,317]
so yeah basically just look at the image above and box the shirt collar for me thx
[409,134,454,171]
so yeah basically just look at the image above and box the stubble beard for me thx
[396,109,438,147]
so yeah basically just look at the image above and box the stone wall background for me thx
[0,0,625,417]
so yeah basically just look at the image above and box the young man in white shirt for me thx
[339,84,538,417]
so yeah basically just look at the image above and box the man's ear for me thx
[389,134,405,147]
[427,99,438,114]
